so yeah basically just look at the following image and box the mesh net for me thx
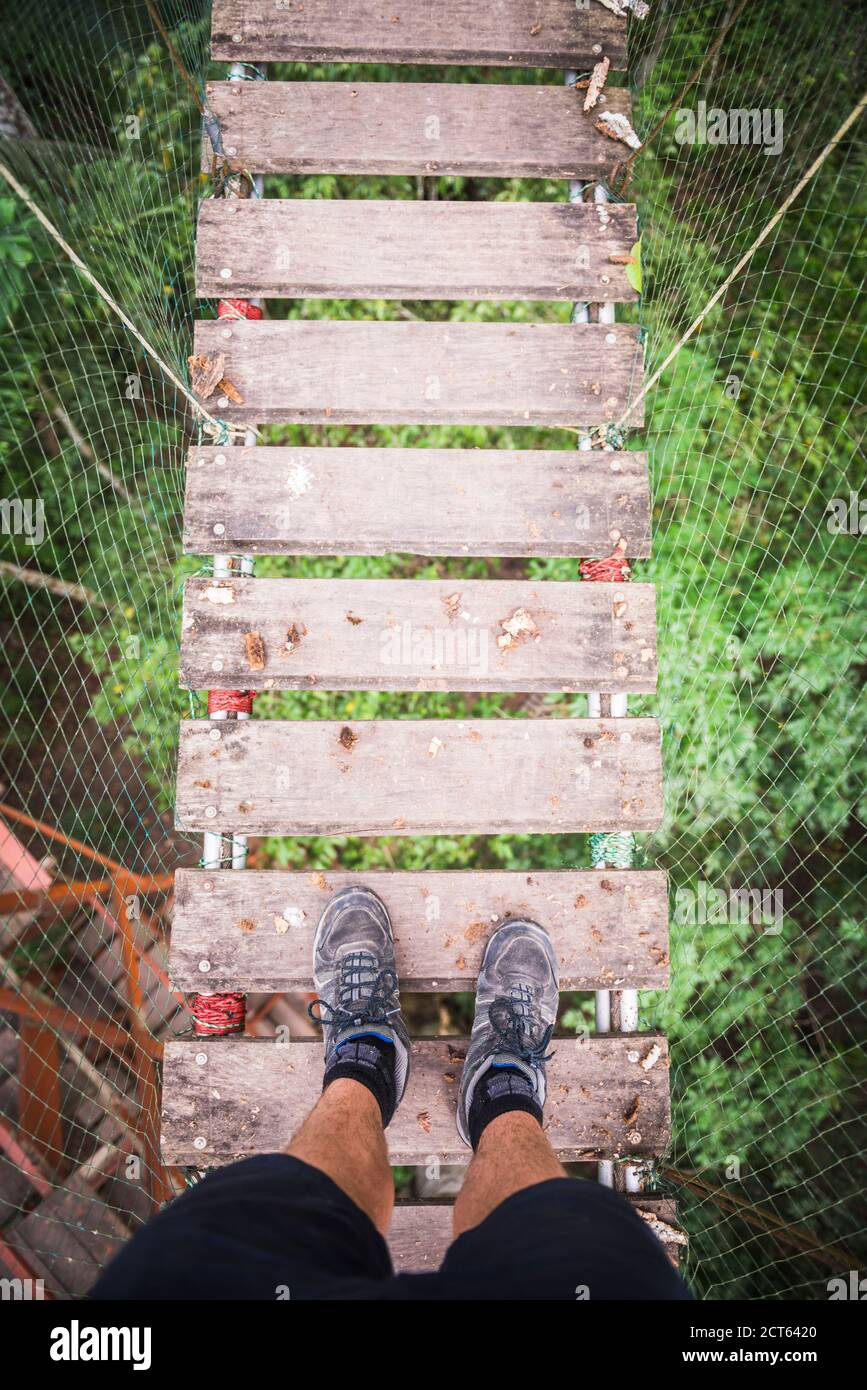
[0,0,864,1299]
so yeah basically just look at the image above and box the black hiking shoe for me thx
[457,918,558,1149]
[308,885,410,1126]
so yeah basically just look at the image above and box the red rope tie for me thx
[580,542,632,584]
[208,689,256,715]
[191,993,246,1036]
[218,298,263,321]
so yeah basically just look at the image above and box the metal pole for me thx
[194,62,266,1035]
[226,63,263,878]
[566,69,643,1194]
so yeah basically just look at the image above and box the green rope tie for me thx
[590,831,635,869]
[196,417,233,447]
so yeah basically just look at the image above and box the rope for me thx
[208,690,256,716]
[191,993,246,1037]
[143,0,208,117]
[608,88,867,435]
[590,832,636,870]
[0,160,223,433]
[580,550,632,583]
[218,299,263,321]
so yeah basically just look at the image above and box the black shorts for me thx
[92,1155,691,1301]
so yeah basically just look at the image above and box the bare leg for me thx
[287,1078,394,1236]
[452,1111,565,1238]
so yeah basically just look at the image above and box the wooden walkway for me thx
[163,0,676,1269]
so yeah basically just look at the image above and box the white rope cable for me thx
[610,89,867,431]
[0,159,224,433]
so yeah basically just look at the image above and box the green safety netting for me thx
[0,0,864,1298]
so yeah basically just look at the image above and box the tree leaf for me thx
[626,239,642,293]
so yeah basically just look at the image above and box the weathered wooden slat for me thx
[389,1197,681,1272]
[204,82,632,178]
[389,1204,451,1275]
[211,1,627,69]
[197,200,639,302]
[184,446,651,559]
[192,321,644,428]
[179,577,658,694]
[174,718,663,836]
[160,1035,669,1164]
[7,1188,129,1298]
[170,868,670,993]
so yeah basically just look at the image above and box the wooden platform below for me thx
[204,81,632,179]
[192,320,644,428]
[179,578,658,694]
[197,200,639,302]
[210,1,628,69]
[170,868,670,993]
[183,446,652,559]
[174,717,664,836]
[4,1184,129,1298]
[160,1034,670,1165]
[389,1196,682,1273]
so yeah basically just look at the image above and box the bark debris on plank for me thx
[244,631,266,670]
[583,57,610,112]
[596,0,650,17]
[188,352,244,405]
[595,110,642,151]
[498,608,541,651]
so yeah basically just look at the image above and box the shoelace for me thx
[308,950,400,1033]
[488,985,555,1065]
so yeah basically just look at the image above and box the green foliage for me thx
[626,238,642,294]
[0,197,35,319]
[1,0,864,1299]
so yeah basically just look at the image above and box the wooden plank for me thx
[211,1,628,69]
[179,577,658,694]
[174,718,663,836]
[160,1034,670,1164]
[204,81,632,179]
[390,1205,452,1274]
[7,1189,128,1298]
[184,446,652,559]
[197,200,639,303]
[192,320,644,428]
[18,1021,64,1165]
[3,1229,75,1299]
[170,868,670,993]
[389,1196,680,1272]
[0,1157,37,1229]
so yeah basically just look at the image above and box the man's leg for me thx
[452,1109,564,1237]
[93,886,410,1299]
[287,1078,393,1235]
[421,918,690,1299]
[449,915,561,1238]
[297,881,412,1235]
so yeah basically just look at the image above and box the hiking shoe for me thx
[308,885,410,1123]
[457,918,558,1148]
